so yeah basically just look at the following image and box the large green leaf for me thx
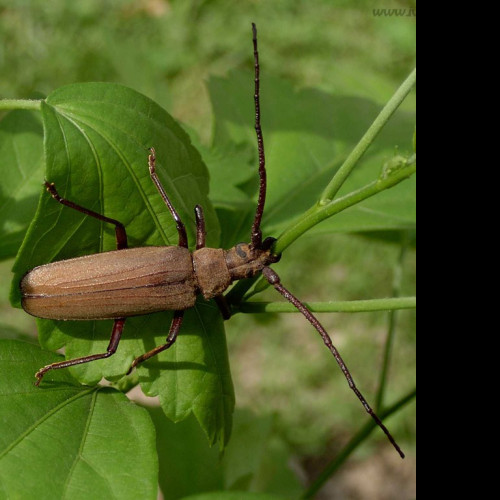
[0,110,44,259]
[10,83,233,448]
[0,340,158,500]
[222,409,302,496]
[207,71,415,243]
[140,301,234,448]
[150,408,301,500]
[149,409,224,500]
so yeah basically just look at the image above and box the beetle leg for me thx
[34,318,126,386]
[44,181,128,250]
[127,310,184,374]
[194,204,206,250]
[214,295,231,320]
[261,266,405,459]
[148,148,189,248]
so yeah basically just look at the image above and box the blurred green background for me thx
[1,1,416,498]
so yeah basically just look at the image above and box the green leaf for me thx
[208,71,415,240]
[0,340,158,500]
[150,407,301,500]
[140,301,235,449]
[11,82,220,301]
[149,409,224,500]
[10,82,233,448]
[0,110,44,259]
[31,305,234,451]
[223,409,302,497]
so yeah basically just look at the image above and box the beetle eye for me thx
[270,252,282,263]
[235,243,248,259]
[261,237,276,251]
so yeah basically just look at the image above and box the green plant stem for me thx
[274,161,416,256]
[0,99,42,111]
[320,67,416,203]
[301,387,416,500]
[375,232,410,412]
[234,296,416,314]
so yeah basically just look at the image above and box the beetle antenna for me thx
[148,147,189,248]
[250,22,267,250]
[261,266,405,459]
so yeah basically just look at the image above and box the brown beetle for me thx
[20,24,404,458]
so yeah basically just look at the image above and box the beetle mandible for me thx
[20,24,404,458]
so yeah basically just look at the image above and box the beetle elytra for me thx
[20,24,404,458]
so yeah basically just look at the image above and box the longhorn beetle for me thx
[20,24,404,458]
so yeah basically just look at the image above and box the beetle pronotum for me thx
[20,24,404,458]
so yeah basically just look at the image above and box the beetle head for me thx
[225,239,281,282]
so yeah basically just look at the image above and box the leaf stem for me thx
[275,160,416,255]
[375,232,410,411]
[234,296,416,314]
[320,68,416,203]
[0,99,42,111]
[301,387,416,500]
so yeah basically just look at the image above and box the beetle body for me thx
[21,243,275,321]
[21,246,197,320]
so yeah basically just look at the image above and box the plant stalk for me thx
[320,67,416,203]
[0,99,42,111]
[235,296,416,314]
[274,161,416,256]
[375,231,410,411]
